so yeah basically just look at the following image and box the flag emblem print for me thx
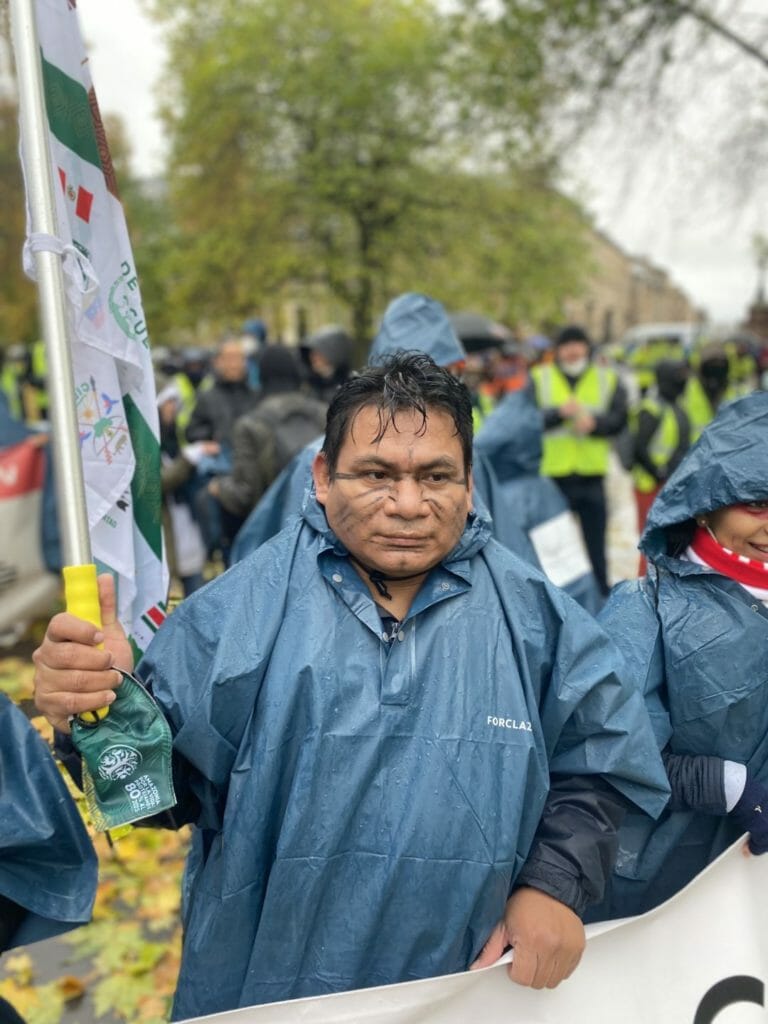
[20,0,169,657]
[57,167,94,222]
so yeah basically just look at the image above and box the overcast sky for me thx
[75,0,763,327]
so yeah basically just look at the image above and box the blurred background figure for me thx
[185,337,257,446]
[629,358,691,572]
[185,337,259,566]
[151,345,213,442]
[209,344,327,543]
[722,332,760,396]
[683,342,738,440]
[627,331,686,397]
[241,316,270,390]
[474,387,602,613]
[531,324,628,596]
[448,311,519,431]
[156,374,219,596]
[300,324,355,403]
[0,345,31,423]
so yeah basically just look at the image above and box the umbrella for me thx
[449,312,511,353]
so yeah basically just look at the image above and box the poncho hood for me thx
[642,392,768,567]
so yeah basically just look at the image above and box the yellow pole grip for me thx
[63,563,109,724]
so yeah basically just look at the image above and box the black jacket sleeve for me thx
[662,750,727,814]
[542,407,565,431]
[514,774,629,917]
[0,894,26,953]
[633,408,665,482]
[592,377,628,438]
[184,392,215,443]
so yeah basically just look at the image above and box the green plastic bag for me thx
[71,671,176,832]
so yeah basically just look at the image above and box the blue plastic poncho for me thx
[232,294,538,566]
[139,494,668,1019]
[0,694,97,948]
[367,291,466,370]
[475,389,602,613]
[589,392,768,919]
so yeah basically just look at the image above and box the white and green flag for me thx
[20,0,168,656]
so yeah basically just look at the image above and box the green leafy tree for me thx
[0,97,39,347]
[383,169,591,325]
[147,0,589,356]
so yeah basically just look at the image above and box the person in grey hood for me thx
[587,392,768,921]
[301,324,355,403]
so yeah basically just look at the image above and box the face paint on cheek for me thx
[435,495,468,534]
[739,503,768,520]
[424,496,445,517]
[333,490,384,530]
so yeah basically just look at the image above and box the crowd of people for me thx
[2,295,768,1021]
[2,304,764,601]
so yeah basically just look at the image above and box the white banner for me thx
[181,840,768,1024]
[529,510,592,588]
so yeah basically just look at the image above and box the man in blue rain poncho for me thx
[474,387,603,613]
[231,291,539,567]
[0,693,97,1023]
[34,354,669,1020]
[587,392,768,921]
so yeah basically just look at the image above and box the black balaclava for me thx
[699,356,729,401]
[656,360,688,403]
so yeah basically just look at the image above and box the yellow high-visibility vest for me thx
[173,372,198,436]
[471,391,496,435]
[682,377,740,442]
[1,364,22,420]
[531,362,617,477]
[630,398,680,494]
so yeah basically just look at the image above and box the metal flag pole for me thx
[9,2,177,830]
[10,0,104,645]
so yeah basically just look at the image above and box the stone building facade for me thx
[563,229,704,344]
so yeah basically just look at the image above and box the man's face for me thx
[158,397,178,427]
[556,340,590,371]
[215,342,247,382]
[312,404,472,577]
[309,350,334,379]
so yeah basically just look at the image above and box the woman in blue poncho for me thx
[589,392,768,919]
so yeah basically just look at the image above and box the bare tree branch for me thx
[670,0,768,70]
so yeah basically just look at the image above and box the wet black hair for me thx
[321,352,473,478]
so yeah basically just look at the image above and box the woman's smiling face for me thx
[708,501,768,561]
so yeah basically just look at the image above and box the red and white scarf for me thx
[686,524,768,602]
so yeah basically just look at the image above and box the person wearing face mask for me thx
[531,325,628,596]
[586,393,768,922]
[630,359,691,569]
